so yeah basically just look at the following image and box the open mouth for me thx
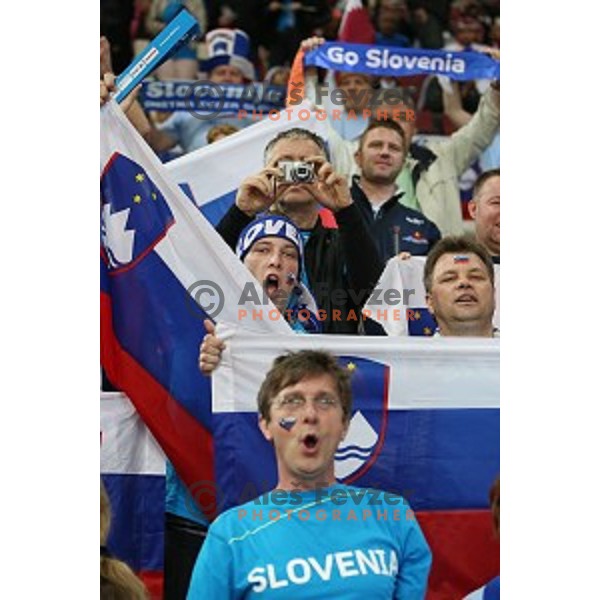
[264,274,280,295]
[301,433,319,451]
[456,293,478,304]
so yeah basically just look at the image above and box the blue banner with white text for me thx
[304,42,499,81]
[139,81,286,114]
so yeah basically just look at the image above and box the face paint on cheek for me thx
[279,417,297,431]
[286,273,296,284]
[453,255,470,263]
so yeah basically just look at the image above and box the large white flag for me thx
[165,101,329,223]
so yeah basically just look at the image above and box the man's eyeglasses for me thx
[275,393,340,412]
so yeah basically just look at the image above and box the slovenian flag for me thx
[101,391,166,597]
[100,100,291,519]
[211,326,500,599]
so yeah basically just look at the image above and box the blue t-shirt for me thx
[187,485,431,599]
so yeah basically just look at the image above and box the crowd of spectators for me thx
[101,1,499,64]
[100,0,500,233]
[100,1,500,598]
[101,0,499,134]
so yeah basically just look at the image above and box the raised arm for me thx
[438,57,500,174]
[296,36,359,180]
[441,79,472,129]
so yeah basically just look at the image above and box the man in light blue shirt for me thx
[187,350,431,598]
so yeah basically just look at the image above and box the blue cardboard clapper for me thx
[114,9,200,104]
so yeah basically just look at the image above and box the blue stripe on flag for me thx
[108,250,212,427]
[213,408,499,513]
[178,184,235,227]
[198,190,236,227]
[102,474,165,571]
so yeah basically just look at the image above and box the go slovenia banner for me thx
[303,42,499,81]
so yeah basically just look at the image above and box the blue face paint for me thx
[279,417,296,431]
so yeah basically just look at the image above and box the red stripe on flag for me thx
[138,570,163,600]
[345,366,390,484]
[101,291,216,519]
[416,509,500,600]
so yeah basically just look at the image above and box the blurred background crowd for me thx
[101,0,499,141]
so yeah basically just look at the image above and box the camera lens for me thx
[292,163,314,183]
[295,166,309,181]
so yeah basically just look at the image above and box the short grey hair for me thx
[263,128,330,165]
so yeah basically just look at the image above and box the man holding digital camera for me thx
[215,127,384,334]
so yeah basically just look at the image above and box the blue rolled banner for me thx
[139,81,286,114]
[114,9,200,104]
[304,42,499,81]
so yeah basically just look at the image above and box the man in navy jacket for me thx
[351,120,441,262]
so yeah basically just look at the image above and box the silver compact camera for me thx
[278,161,316,184]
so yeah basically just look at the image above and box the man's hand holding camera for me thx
[303,156,353,212]
[235,165,281,217]
[235,157,352,217]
